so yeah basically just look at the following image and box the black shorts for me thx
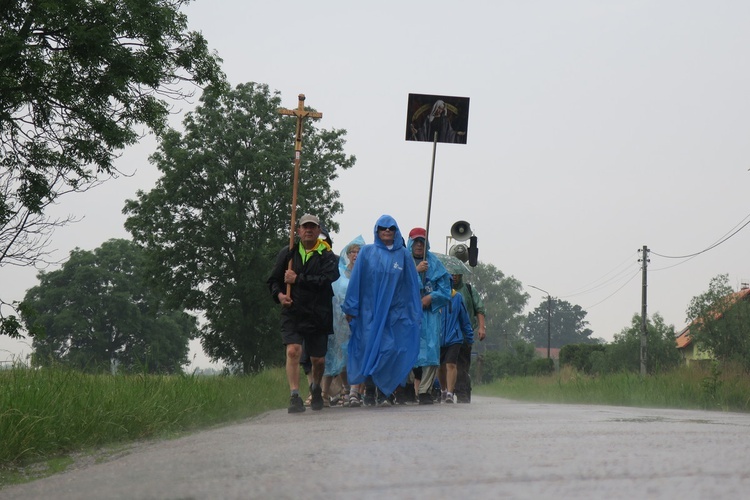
[440,344,461,365]
[282,331,329,358]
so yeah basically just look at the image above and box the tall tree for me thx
[523,297,595,349]
[23,239,197,373]
[123,82,356,373]
[465,262,528,352]
[1,0,223,338]
[594,313,680,374]
[685,274,750,371]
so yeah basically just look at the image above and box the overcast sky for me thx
[3,1,750,367]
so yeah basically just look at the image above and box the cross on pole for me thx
[278,94,323,294]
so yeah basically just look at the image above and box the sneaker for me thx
[288,394,305,414]
[418,392,433,405]
[363,394,376,407]
[445,393,455,404]
[377,398,392,407]
[348,393,361,408]
[310,384,324,411]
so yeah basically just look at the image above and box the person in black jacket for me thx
[267,214,340,413]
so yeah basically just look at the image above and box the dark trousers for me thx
[454,343,472,402]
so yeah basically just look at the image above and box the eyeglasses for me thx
[377,226,397,232]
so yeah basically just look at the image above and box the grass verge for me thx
[0,367,291,486]
[476,364,750,412]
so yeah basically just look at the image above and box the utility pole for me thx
[529,285,552,359]
[639,245,650,376]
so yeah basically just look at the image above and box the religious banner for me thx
[405,93,470,144]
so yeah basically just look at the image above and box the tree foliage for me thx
[559,343,606,374]
[23,239,198,373]
[467,261,528,351]
[123,82,355,373]
[523,297,596,349]
[589,313,680,375]
[685,274,750,371]
[0,0,224,338]
[477,340,538,382]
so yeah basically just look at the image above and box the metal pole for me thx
[547,295,551,359]
[423,131,439,257]
[529,285,552,358]
[640,245,649,376]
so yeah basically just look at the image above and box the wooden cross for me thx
[278,94,323,293]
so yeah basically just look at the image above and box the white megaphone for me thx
[450,220,472,241]
[449,244,469,262]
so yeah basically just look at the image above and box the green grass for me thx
[476,364,750,412]
[0,366,292,485]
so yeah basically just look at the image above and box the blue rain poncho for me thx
[407,235,451,367]
[343,215,421,395]
[325,235,366,377]
[440,291,474,347]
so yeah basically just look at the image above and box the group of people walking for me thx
[267,214,485,414]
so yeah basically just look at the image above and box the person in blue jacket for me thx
[407,227,452,405]
[438,286,474,404]
[343,215,421,406]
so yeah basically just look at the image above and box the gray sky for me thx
[3,1,750,367]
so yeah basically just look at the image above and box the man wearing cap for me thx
[407,227,452,404]
[267,214,339,413]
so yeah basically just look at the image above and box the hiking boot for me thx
[288,394,305,414]
[418,392,433,405]
[348,393,361,408]
[310,383,324,411]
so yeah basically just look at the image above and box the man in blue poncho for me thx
[408,227,452,405]
[343,215,421,406]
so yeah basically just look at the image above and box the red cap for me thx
[409,227,426,240]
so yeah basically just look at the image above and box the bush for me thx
[560,344,606,374]
[477,340,538,382]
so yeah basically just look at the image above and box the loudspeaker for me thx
[449,244,469,262]
[450,220,472,241]
[468,236,479,267]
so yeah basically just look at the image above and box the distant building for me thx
[675,287,750,365]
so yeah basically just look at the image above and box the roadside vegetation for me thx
[476,362,750,412]
[0,366,290,486]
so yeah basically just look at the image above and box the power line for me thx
[559,253,641,299]
[560,256,640,299]
[651,212,750,260]
[583,268,642,310]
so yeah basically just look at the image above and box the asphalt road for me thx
[3,396,750,499]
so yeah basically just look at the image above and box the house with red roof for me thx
[675,287,750,365]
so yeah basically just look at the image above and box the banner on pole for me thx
[405,93,470,144]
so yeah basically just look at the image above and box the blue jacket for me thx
[440,292,474,347]
[407,235,451,367]
[343,215,421,395]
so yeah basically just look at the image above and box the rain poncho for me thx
[408,235,451,367]
[343,215,421,395]
[325,235,366,377]
[440,291,474,347]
